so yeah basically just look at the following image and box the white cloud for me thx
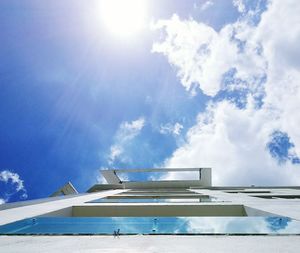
[152,14,266,97]
[254,0,300,156]
[0,170,27,201]
[154,0,300,185]
[233,0,246,13]
[108,117,145,164]
[152,15,224,96]
[160,122,183,136]
[0,198,5,205]
[0,170,25,192]
[163,100,300,185]
[173,123,183,135]
[200,0,214,11]
[109,146,123,163]
[117,117,145,141]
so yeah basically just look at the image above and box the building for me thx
[1,168,300,252]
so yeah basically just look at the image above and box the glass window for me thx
[87,196,217,203]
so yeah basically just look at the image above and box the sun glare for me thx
[99,0,147,38]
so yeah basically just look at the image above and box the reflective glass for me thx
[0,217,299,235]
[88,197,215,203]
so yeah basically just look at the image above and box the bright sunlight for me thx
[99,0,148,38]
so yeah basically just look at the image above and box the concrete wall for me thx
[193,188,300,220]
[1,187,300,252]
[0,235,300,253]
[0,189,127,226]
[72,204,246,217]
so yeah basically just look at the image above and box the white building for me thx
[1,168,300,252]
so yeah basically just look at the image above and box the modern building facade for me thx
[1,168,300,252]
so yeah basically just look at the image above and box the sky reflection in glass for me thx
[0,216,299,235]
[88,197,215,203]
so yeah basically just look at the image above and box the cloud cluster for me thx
[153,0,300,185]
[0,170,27,204]
[160,122,183,136]
[233,0,246,13]
[108,117,145,165]
[96,117,145,184]
[152,11,266,97]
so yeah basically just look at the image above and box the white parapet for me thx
[100,168,212,188]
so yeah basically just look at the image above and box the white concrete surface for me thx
[195,189,300,220]
[1,185,300,252]
[0,235,299,253]
[0,189,127,226]
[101,168,211,185]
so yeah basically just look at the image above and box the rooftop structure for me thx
[0,168,300,252]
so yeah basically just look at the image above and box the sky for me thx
[1,0,300,204]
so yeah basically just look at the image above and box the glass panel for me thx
[0,217,299,235]
[87,197,216,203]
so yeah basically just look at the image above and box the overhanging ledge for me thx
[88,168,212,192]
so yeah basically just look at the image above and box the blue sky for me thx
[1,0,300,203]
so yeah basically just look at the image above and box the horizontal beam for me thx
[100,168,212,187]
[72,204,246,217]
[110,168,210,173]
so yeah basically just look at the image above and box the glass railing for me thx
[87,197,216,203]
[0,216,299,235]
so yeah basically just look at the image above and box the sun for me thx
[99,0,148,38]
